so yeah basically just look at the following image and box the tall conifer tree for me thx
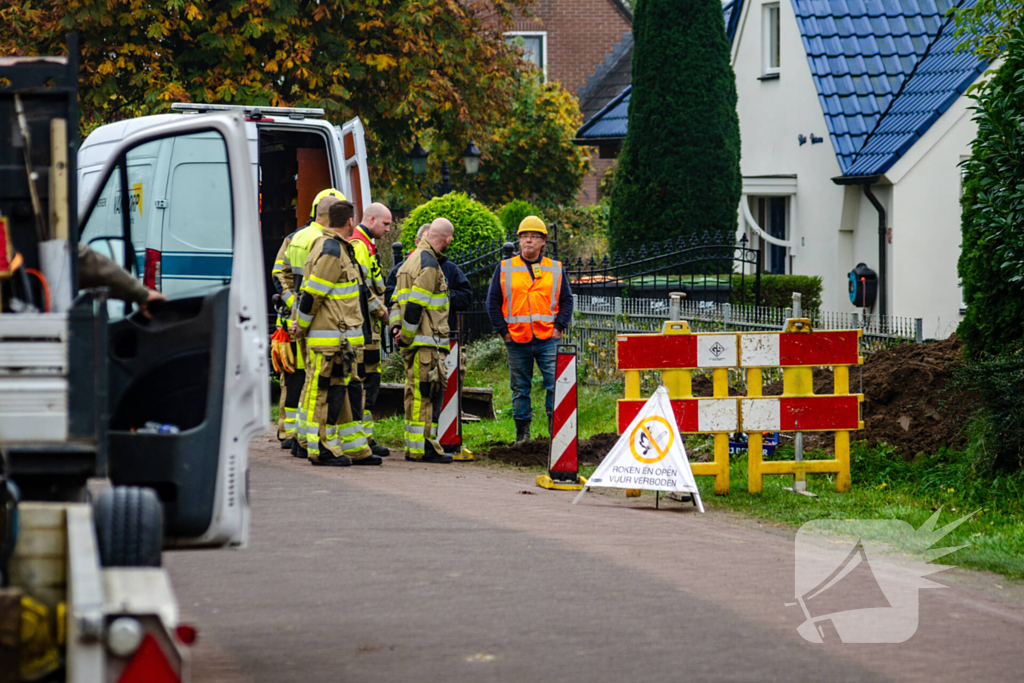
[609,0,741,252]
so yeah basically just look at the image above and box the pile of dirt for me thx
[755,336,969,457]
[858,335,969,457]
[478,432,619,467]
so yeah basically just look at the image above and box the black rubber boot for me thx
[280,438,294,450]
[371,444,390,457]
[548,414,554,438]
[515,420,531,444]
[352,455,383,466]
[291,441,308,459]
[421,450,453,464]
[310,454,352,467]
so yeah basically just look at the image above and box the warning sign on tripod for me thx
[573,386,704,512]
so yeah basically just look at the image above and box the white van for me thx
[78,104,372,306]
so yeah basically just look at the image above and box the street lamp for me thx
[408,137,482,199]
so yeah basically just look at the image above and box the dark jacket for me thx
[386,254,472,313]
[486,254,573,339]
[78,244,150,304]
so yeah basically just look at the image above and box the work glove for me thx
[271,328,295,373]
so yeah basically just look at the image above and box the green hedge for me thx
[400,192,503,253]
[729,274,822,312]
[608,0,740,252]
[497,199,540,237]
[957,28,1024,357]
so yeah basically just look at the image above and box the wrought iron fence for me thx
[568,294,923,388]
[448,228,762,344]
[566,230,762,306]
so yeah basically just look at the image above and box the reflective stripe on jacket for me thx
[283,221,326,296]
[500,255,562,343]
[389,242,450,350]
[349,225,387,343]
[295,232,366,350]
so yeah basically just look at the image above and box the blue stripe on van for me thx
[161,252,233,279]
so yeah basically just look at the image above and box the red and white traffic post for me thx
[537,344,585,490]
[439,330,472,460]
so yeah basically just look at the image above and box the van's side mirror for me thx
[88,236,131,273]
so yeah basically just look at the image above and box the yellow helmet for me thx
[310,188,346,219]
[517,215,547,236]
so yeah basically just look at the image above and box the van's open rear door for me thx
[335,118,371,223]
[77,113,267,548]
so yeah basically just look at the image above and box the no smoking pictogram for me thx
[629,416,674,464]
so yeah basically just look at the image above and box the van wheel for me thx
[94,486,163,567]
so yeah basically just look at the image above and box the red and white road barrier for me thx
[617,398,738,434]
[617,330,737,370]
[741,396,861,432]
[439,332,461,452]
[549,345,579,481]
[739,330,860,367]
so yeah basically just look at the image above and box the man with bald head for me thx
[389,218,455,463]
[348,202,393,455]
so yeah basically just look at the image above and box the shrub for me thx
[608,0,741,253]
[542,204,609,265]
[957,29,1024,356]
[953,342,1024,473]
[498,199,541,238]
[729,274,823,312]
[400,192,503,253]
[465,336,507,371]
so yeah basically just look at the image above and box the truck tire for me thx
[93,486,163,567]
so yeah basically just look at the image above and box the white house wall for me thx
[732,0,851,312]
[889,103,976,339]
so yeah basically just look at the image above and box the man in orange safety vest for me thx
[486,216,574,443]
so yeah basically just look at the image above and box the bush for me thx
[954,342,1024,473]
[465,336,507,371]
[542,204,609,265]
[729,274,822,312]
[498,199,541,238]
[608,0,741,253]
[400,192,503,253]
[957,28,1024,356]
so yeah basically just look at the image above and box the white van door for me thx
[78,113,267,548]
[335,117,372,221]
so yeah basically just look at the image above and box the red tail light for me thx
[117,634,179,683]
[143,248,162,290]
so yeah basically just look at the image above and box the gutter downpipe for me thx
[861,184,887,319]
[832,173,887,319]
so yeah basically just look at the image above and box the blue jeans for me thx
[505,336,558,423]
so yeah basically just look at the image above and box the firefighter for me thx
[293,200,382,466]
[348,202,392,457]
[389,218,454,463]
[486,216,573,443]
[271,188,345,454]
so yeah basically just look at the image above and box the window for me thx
[755,196,788,274]
[762,3,781,77]
[505,32,547,81]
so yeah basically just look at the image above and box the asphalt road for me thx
[165,432,1024,682]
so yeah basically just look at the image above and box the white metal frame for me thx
[505,31,548,81]
[762,2,781,76]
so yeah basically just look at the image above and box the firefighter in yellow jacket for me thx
[348,202,392,456]
[293,200,382,466]
[271,188,345,453]
[389,218,454,463]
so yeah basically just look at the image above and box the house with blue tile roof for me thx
[575,0,990,338]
